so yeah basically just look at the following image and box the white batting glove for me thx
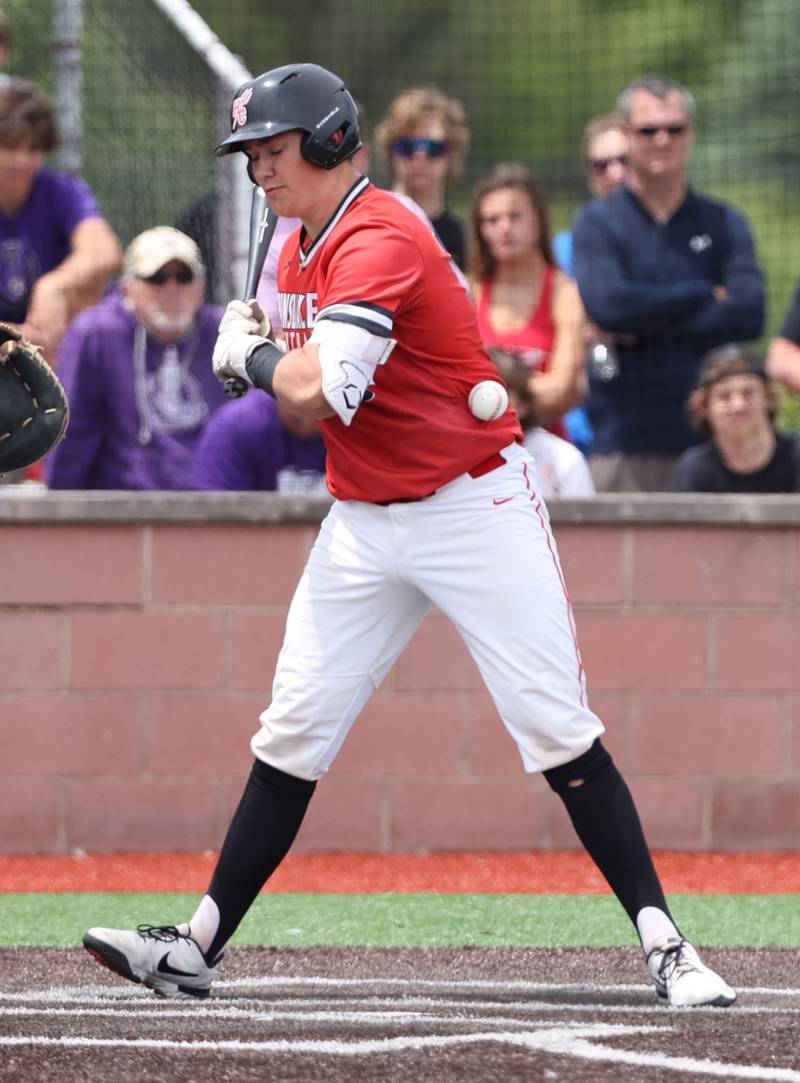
[212,299,273,384]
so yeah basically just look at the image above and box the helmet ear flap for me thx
[246,157,256,184]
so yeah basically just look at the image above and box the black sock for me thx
[543,739,674,930]
[205,758,316,959]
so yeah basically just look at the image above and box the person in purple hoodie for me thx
[0,78,121,358]
[45,227,228,490]
[190,392,327,493]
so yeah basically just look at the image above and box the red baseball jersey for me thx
[277,178,521,503]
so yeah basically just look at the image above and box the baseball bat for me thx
[224,185,278,398]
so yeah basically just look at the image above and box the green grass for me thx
[1,892,798,949]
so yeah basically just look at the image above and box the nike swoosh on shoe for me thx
[157,952,199,979]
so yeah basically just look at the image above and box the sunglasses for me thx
[588,153,629,175]
[391,137,448,159]
[143,267,195,285]
[634,124,688,138]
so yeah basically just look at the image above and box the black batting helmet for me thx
[215,62,361,170]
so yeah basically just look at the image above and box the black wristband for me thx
[245,340,284,398]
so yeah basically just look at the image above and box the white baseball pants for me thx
[251,441,604,779]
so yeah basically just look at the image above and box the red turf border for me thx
[1,851,798,893]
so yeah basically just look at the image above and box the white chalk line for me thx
[3,975,798,1002]
[1,1024,800,1081]
[2,996,798,1020]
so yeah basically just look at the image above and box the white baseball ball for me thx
[468,380,509,422]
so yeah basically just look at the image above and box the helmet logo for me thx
[316,107,340,129]
[232,87,253,129]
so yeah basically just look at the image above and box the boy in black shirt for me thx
[671,344,800,492]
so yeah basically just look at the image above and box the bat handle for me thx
[224,376,249,398]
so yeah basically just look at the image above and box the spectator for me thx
[45,227,227,490]
[553,111,630,276]
[190,393,327,493]
[552,113,630,455]
[470,162,586,438]
[573,74,765,492]
[670,344,800,493]
[488,347,595,498]
[174,191,221,303]
[0,79,122,358]
[766,279,800,395]
[374,86,470,268]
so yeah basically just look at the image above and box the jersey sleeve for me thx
[52,172,103,236]
[316,224,425,333]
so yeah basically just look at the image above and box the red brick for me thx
[0,695,145,774]
[586,693,630,768]
[630,695,787,774]
[577,613,707,691]
[151,524,312,606]
[229,613,289,691]
[0,776,62,852]
[628,777,707,848]
[395,614,483,692]
[543,781,586,849]
[337,693,468,776]
[711,779,800,849]
[633,527,789,606]
[716,614,800,691]
[0,613,63,690]
[389,778,548,851]
[294,777,386,851]
[70,612,226,690]
[65,778,227,852]
[0,525,143,605]
[144,693,263,774]
[556,525,628,605]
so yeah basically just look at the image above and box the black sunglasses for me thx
[588,154,629,175]
[634,124,688,138]
[143,267,195,285]
[391,137,448,159]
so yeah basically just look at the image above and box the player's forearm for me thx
[270,344,335,420]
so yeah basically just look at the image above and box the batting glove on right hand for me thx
[212,299,273,384]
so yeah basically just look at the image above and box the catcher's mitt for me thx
[0,323,69,474]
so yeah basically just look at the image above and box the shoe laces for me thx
[654,939,697,984]
[136,924,188,943]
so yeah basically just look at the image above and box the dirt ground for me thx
[1,945,798,1082]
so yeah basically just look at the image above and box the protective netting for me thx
[6,0,800,418]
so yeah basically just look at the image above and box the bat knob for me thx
[224,377,249,399]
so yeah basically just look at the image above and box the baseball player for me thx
[83,64,734,1009]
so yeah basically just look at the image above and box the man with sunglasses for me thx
[573,74,765,492]
[45,226,227,489]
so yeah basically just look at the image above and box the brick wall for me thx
[1,492,798,854]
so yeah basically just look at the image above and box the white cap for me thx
[124,226,204,279]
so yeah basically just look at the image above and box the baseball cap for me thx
[693,344,766,391]
[124,227,204,279]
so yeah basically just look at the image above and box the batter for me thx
[83,63,735,1010]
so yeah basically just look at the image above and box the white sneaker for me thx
[83,924,222,999]
[647,938,736,1007]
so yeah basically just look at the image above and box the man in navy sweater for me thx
[573,74,765,492]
